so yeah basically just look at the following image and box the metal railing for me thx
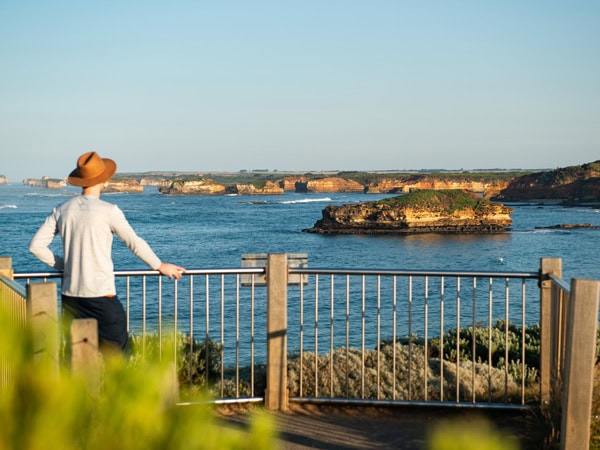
[5,256,600,450]
[287,268,540,409]
[13,266,542,408]
[14,268,267,404]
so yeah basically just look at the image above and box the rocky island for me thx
[303,189,513,234]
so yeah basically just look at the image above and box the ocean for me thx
[2,183,599,280]
[2,183,600,362]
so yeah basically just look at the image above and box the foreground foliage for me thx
[0,304,275,450]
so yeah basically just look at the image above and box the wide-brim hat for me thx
[68,152,117,187]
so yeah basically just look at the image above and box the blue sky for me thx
[1,1,599,181]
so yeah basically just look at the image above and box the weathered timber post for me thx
[539,257,562,405]
[265,253,288,411]
[0,256,14,280]
[560,278,600,450]
[26,282,59,373]
[71,318,101,391]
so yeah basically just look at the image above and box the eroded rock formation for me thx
[278,176,308,191]
[304,190,513,234]
[23,177,67,189]
[296,177,364,193]
[231,181,284,195]
[158,178,227,195]
[364,175,510,197]
[0,175,7,185]
[105,179,144,193]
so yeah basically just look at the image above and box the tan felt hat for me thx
[67,152,117,187]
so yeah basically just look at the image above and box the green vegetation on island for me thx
[376,189,499,213]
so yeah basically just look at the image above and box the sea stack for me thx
[303,189,513,234]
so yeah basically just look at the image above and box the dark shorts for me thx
[61,294,129,351]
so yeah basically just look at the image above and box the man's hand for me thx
[158,262,186,279]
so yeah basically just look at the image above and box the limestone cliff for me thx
[140,177,171,188]
[304,190,513,234]
[105,179,144,193]
[159,178,227,195]
[278,176,308,191]
[365,175,510,197]
[231,181,284,195]
[23,177,67,189]
[296,177,364,193]
[0,175,7,184]
[493,161,600,203]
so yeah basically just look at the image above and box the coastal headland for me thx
[7,160,600,205]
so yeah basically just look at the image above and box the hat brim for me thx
[67,158,117,187]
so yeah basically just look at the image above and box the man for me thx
[29,151,185,352]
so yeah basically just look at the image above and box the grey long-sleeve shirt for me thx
[29,195,162,297]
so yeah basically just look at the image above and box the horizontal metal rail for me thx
[290,268,540,279]
[14,268,266,279]
[548,273,571,293]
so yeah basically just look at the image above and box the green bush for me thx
[429,321,541,385]
[427,418,519,450]
[0,303,275,450]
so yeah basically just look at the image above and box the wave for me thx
[279,197,332,204]
[0,204,17,210]
[515,229,570,235]
[24,192,74,198]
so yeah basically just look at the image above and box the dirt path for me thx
[218,403,549,449]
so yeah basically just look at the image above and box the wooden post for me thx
[71,318,101,392]
[0,256,13,280]
[539,257,561,406]
[560,279,600,450]
[265,253,288,411]
[26,282,59,373]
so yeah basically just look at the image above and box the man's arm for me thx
[110,206,185,278]
[29,211,64,270]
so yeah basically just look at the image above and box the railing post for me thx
[560,278,600,450]
[539,257,562,406]
[0,256,13,280]
[265,253,288,411]
[26,282,59,373]
[71,318,101,391]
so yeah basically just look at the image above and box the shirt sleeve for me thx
[110,205,162,270]
[29,210,65,270]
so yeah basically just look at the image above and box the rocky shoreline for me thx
[535,223,600,230]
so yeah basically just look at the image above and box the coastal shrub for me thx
[429,321,541,384]
[287,341,527,403]
[129,332,266,400]
[377,189,496,214]
[130,332,222,396]
[0,302,275,450]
